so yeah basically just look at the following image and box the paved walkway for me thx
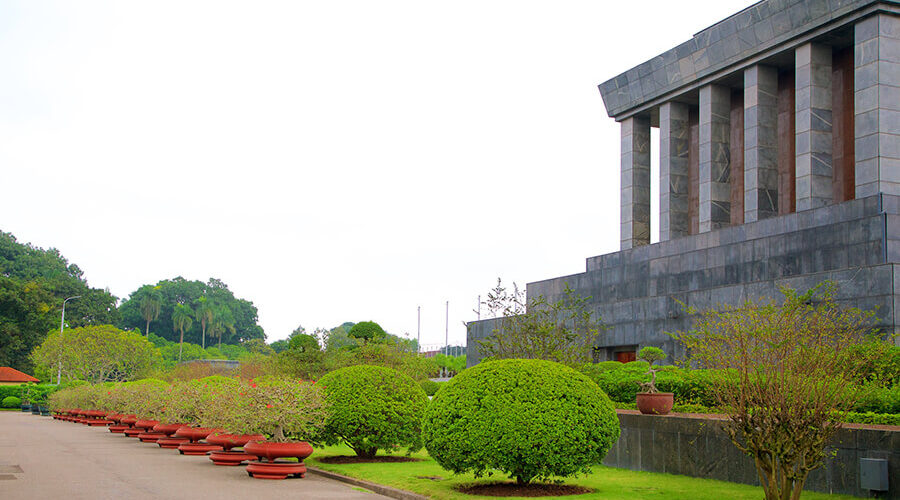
[0,411,389,499]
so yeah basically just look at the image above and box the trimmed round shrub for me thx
[422,359,620,484]
[1,396,22,408]
[317,365,428,457]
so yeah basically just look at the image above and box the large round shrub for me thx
[317,365,428,457]
[422,359,620,484]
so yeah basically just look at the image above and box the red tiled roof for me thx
[0,367,40,383]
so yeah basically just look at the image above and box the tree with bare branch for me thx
[672,282,881,500]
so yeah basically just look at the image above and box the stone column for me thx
[855,14,900,198]
[744,65,779,222]
[621,115,651,249]
[699,84,731,233]
[660,102,690,241]
[795,42,833,211]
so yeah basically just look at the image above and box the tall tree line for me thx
[117,277,265,347]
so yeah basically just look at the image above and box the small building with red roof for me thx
[0,367,40,386]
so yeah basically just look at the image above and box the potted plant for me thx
[117,379,168,438]
[200,383,263,466]
[160,378,229,451]
[226,377,327,479]
[635,346,674,415]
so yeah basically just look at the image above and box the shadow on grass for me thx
[455,480,594,497]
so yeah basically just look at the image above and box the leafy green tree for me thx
[0,277,57,373]
[348,321,387,344]
[269,339,289,353]
[0,231,119,370]
[209,305,236,348]
[31,325,157,383]
[172,303,194,362]
[194,296,214,348]
[322,323,356,351]
[139,286,163,337]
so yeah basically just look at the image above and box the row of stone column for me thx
[621,13,900,250]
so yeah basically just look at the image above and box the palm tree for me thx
[172,303,194,362]
[194,296,214,349]
[209,305,236,349]
[139,287,163,337]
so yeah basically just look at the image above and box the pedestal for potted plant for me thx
[206,434,265,466]
[175,428,224,455]
[635,392,674,415]
[150,423,189,448]
[244,441,313,479]
[108,414,136,433]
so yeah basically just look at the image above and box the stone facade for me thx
[467,0,900,365]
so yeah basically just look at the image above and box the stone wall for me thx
[467,194,900,362]
[606,411,899,498]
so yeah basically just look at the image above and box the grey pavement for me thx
[0,411,390,499]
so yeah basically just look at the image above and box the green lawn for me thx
[307,445,856,500]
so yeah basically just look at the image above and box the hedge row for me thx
[0,383,59,403]
[582,362,900,415]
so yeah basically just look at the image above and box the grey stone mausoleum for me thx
[468,0,900,365]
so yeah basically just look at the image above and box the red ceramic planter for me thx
[636,392,674,415]
[123,428,144,438]
[120,416,138,426]
[205,433,265,451]
[208,450,259,466]
[178,443,224,456]
[246,461,307,480]
[134,420,159,430]
[86,419,113,426]
[243,441,313,462]
[173,427,223,443]
[109,425,130,433]
[138,432,166,443]
[152,423,188,437]
[157,437,191,449]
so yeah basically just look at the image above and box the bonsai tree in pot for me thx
[118,379,168,437]
[168,376,238,454]
[226,376,328,479]
[635,346,673,415]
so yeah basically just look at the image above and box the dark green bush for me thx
[422,359,620,484]
[419,379,442,397]
[840,411,900,426]
[316,365,428,457]
[1,396,21,408]
[581,362,723,407]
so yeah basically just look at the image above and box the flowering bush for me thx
[117,379,169,419]
[160,376,239,426]
[214,376,327,442]
[48,383,102,410]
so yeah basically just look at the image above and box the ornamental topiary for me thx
[316,365,428,457]
[422,358,620,484]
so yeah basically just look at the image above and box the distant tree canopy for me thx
[118,277,265,346]
[0,230,119,373]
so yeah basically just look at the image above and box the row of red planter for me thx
[52,409,313,480]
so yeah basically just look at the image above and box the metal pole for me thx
[417,306,421,354]
[445,300,449,353]
[58,296,81,384]
[477,295,481,321]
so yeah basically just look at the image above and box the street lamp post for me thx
[57,295,81,384]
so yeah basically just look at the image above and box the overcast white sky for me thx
[0,0,753,346]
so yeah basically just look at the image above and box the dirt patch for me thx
[317,455,423,464]
[455,481,593,497]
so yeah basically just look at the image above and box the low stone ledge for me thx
[307,466,429,500]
